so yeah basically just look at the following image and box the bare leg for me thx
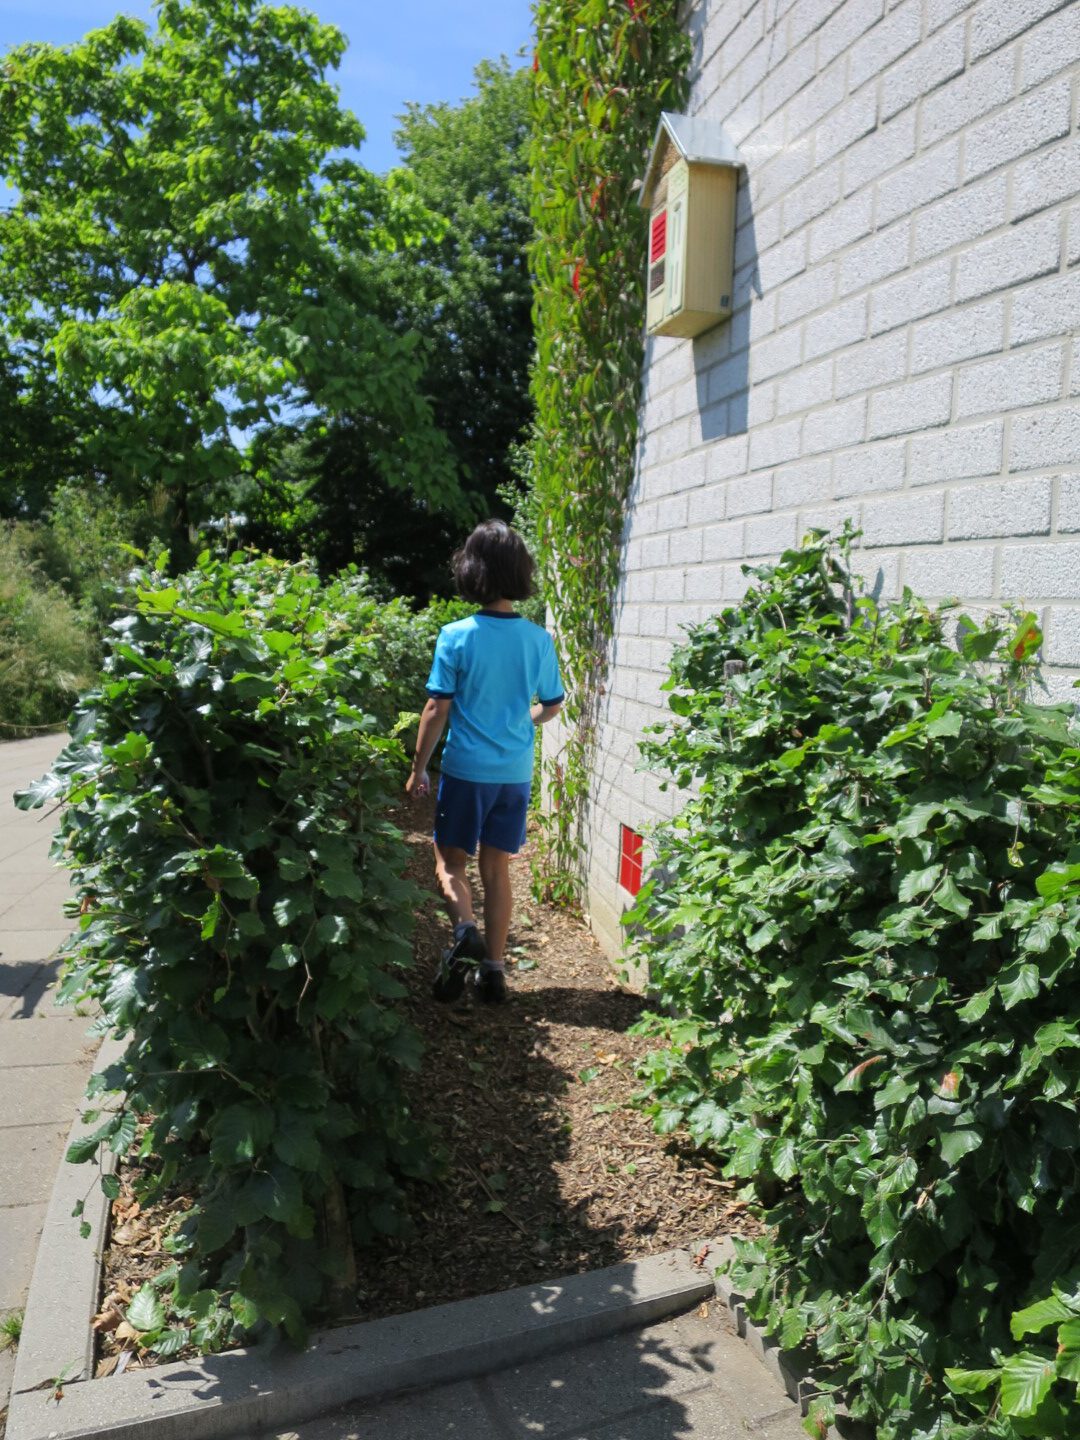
[478,844,513,963]
[433,843,474,927]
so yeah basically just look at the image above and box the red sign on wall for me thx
[619,825,643,896]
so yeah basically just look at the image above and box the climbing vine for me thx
[529,0,690,902]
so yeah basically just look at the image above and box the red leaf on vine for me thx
[571,261,583,296]
[532,51,539,72]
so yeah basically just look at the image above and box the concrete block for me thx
[848,0,921,91]
[687,484,726,528]
[854,548,903,597]
[921,46,1015,146]
[777,263,837,328]
[705,434,750,482]
[1000,542,1080,599]
[776,357,833,417]
[815,84,878,168]
[835,441,906,498]
[808,189,874,264]
[1013,136,1080,222]
[1011,405,1080,471]
[1043,606,1080,667]
[727,471,774,516]
[755,232,809,294]
[911,298,1005,376]
[955,212,1061,303]
[804,396,867,454]
[869,376,952,440]
[970,0,1071,62]
[948,476,1053,539]
[876,137,960,227]
[762,38,817,118]
[685,564,733,602]
[702,517,744,559]
[804,294,869,362]
[835,329,908,399]
[783,63,847,143]
[783,161,842,236]
[928,0,976,30]
[881,15,966,119]
[668,528,703,566]
[787,0,846,47]
[1057,475,1080,532]
[843,110,917,196]
[655,493,690,532]
[1041,668,1080,704]
[800,501,861,538]
[909,419,1004,485]
[871,258,953,336]
[748,418,802,471]
[817,0,886,74]
[912,173,1007,263]
[751,326,803,384]
[773,457,832,509]
[904,545,997,598]
[745,512,798,556]
[862,491,946,546]
[839,223,915,298]
[963,78,1072,185]
[956,344,1063,419]
[1020,3,1080,89]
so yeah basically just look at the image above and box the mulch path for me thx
[95,808,754,1369]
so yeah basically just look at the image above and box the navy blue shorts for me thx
[434,774,531,856]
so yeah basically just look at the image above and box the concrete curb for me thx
[10,1035,123,1402]
[7,1247,715,1440]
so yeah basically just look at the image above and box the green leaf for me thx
[944,1367,1001,1395]
[999,1351,1055,1417]
[939,1128,982,1166]
[1010,1294,1080,1340]
[1000,964,1040,1009]
[209,1105,272,1166]
[127,1283,166,1334]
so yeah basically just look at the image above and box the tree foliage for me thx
[245,60,534,597]
[16,552,449,1344]
[629,533,1080,1439]
[0,0,457,543]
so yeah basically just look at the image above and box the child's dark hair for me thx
[452,519,535,604]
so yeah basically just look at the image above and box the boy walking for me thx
[406,520,564,1003]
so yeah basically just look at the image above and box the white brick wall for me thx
[573,0,1080,961]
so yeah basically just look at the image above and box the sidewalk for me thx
[254,1304,806,1440]
[0,736,97,1427]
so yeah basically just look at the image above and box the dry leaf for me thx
[698,1301,710,1319]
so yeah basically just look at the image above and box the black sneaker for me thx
[474,963,508,1005]
[432,924,486,1003]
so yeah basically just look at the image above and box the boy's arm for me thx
[531,700,562,725]
[406,697,452,798]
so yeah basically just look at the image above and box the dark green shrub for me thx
[628,532,1080,1439]
[17,551,436,1347]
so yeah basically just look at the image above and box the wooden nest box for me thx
[640,112,743,340]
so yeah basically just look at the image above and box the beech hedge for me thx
[629,532,1080,1439]
[17,551,444,1347]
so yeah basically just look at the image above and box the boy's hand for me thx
[406,768,431,799]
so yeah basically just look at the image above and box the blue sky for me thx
[0,0,533,176]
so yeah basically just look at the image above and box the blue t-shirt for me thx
[426,611,564,784]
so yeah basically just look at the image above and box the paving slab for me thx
[0,1067,86,1130]
[0,1205,47,1311]
[487,1324,705,1436]
[262,1380,506,1440]
[0,1126,75,1208]
[0,1017,98,1070]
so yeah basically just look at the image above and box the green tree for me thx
[248,60,534,596]
[0,0,459,549]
